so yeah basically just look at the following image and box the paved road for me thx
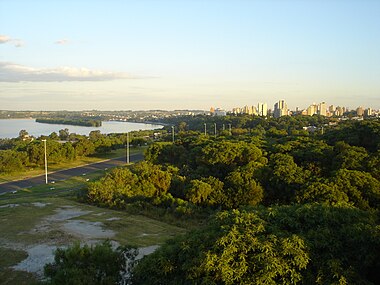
[0,153,143,194]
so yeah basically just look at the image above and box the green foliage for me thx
[87,162,172,207]
[44,240,137,285]
[0,149,26,173]
[323,120,380,152]
[264,153,310,204]
[332,141,368,171]
[224,165,263,208]
[37,117,102,127]
[132,205,380,285]
[265,205,380,285]
[332,169,380,210]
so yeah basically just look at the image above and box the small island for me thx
[36,118,102,127]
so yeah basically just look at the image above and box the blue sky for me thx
[1,0,379,111]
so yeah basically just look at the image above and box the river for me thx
[0,119,163,139]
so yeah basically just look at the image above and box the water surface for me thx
[0,119,163,139]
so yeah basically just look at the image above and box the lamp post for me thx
[126,132,130,164]
[42,139,48,184]
[214,123,217,138]
[172,126,175,143]
[204,123,207,136]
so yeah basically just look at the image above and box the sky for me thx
[1,0,379,111]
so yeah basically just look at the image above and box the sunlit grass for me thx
[0,247,39,285]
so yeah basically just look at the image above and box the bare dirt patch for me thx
[4,204,162,279]
[31,202,51,208]
[63,220,115,239]
[0,203,19,208]
[12,244,58,276]
[46,207,92,221]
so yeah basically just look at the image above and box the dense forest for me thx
[45,115,379,285]
[19,115,377,284]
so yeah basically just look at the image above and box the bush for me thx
[44,240,137,285]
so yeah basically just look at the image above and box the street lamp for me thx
[126,132,130,164]
[42,139,48,184]
[172,126,175,143]
[204,123,207,136]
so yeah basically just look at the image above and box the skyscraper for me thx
[257,102,268,117]
[318,102,327,116]
[273,100,288,118]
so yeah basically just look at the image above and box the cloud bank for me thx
[0,62,135,82]
[55,39,69,45]
[0,35,24,47]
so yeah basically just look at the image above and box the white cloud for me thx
[55,39,69,45]
[0,35,11,43]
[0,35,24,47]
[0,62,136,82]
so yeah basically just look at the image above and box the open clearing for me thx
[0,185,186,284]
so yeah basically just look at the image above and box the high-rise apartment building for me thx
[356,106,364,116]
[335,106,343,116]
[306,104,317,116]
[242,105,257,115]
[318,102,327,116]
[257,102,267,117]
[273,100,288,118]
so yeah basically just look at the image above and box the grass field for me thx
[0,154,186,285]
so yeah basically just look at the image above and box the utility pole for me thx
[214,123,217,138]
[172,126,175,143]
[126,132,130,164]
[42,139,48,184]
[204,123,207,136]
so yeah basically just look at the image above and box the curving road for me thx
[0,153,143,194]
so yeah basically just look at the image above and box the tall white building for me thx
[257,102,268,117]
[273,100,288,118]
[318,102,327,116]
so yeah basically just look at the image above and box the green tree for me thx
[224,166,264,208]
[186,179,215,206]
[332,169,380,210]
[132,205,380,285]
[59,128,69,140]
[332,141,368,171]
[18,129,29,139]
[0,150,26,173]
[44,241,137,285]
[264,153,310,204]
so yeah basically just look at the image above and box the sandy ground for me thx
[5,203,158,278]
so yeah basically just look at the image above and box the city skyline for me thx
[1,0,380,111]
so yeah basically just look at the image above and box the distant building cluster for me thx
[212,100,378,118]
[219,103,268,116]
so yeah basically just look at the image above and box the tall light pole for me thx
[126,132,130,164]
[172,126,175,143]
[214,123,217,138]
[42,139,48,184]
[204,123,207,136]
